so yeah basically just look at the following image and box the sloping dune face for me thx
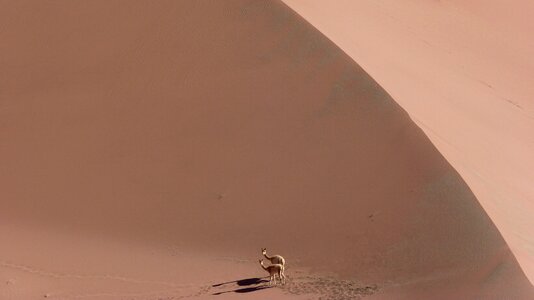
[283,0,534,286]
[0,0,531,299]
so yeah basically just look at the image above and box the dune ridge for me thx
[1,0,532,298]
[283,0,534,285]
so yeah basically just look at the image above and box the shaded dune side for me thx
[0,0,530,297]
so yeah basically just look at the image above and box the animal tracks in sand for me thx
[281,275,379,300]
[209,273,378,299]
[1,259,378,299]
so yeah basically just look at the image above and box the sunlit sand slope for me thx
[1,1,532,299]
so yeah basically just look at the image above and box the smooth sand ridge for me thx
[0,0,532,299]
[283,0,534,285]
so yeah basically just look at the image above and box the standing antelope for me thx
[259,259,284,285]
[261,248,286,282]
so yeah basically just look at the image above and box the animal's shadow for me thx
[212,277,272,295]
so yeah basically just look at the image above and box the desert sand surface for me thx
[1,0,532,299]
[284,0,534,285]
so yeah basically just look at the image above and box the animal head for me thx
[261,248,267,255]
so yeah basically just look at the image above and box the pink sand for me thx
[284,0,534,284]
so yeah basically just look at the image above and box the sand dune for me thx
[1,0,532,299]
[285,0,534,286]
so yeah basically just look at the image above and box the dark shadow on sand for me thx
[212,277,272,295]
[212,285,273,295]
[212,277,268,287]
